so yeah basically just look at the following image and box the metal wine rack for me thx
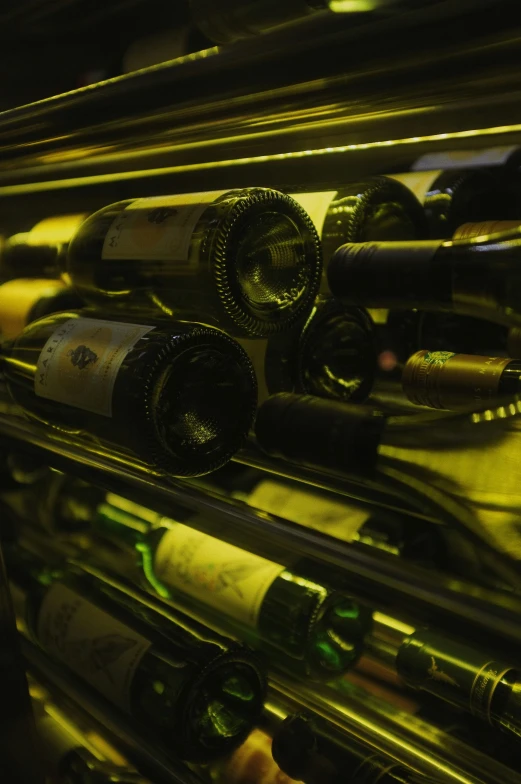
[2,2,521,782]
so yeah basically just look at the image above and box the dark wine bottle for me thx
[190,0,328,43]
[382,310,509,366]
[389,169,515,239]
[8,546,267,763]
[0,214,88,283]
[93,497,372,678]
[66,189,322,338]
[255,393,386,477]
[396,630,521,742]
[31,681,153,784]
[0,278,83,339]
[327,230,521,330]
[265,295,376,403]
[292,178,428,287]
[0,312,257,477]
[272,712,436,784]
[402,350,521,410]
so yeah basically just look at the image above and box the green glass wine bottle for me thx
[92,497,372,678]
[8,545,267,763]
[272,712,438,784]
[0,277,83,340]
[0,311,257,477]
[66,189,322,337]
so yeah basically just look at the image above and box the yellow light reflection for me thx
[1,123,521,197]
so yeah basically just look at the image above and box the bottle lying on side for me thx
[66,189,322,338]
[272,710,441,784]
[8,544,267,763]
[291,177,428,290]
[263,295,376,404]
[402,349,521,410]
[91,493,372,679]
[326,228,521,330]
[29,675,155,784]
[0,213,88,283]
[0,278,83,340]
[0,311,257,477]
[388,168,517,239]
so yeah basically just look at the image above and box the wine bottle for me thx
[382,310,509,366]
[395,629,521,742]
[0,278,83,339]
[272,712,436,784]
[265,295,376,403]
[30,680,153,783]
[8,546,267,762]
[66,189,322,338]
[402,350,521,410]
[93,496,372,677]
[190,0,329,44]
[327,230,521,330]
[210,727,298,784]
[291,178,428,288]
[255,392,386,477]
[2,470,105,534]
[388,169,515,238]
[0,214,88,283]
[0,311,257,477]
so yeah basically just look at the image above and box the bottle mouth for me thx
[307,597,372,675]
[151,342,256,476]
[186,657,266,761]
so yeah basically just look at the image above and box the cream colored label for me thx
[290,192,337,236]
[247,480,370,538]
[37,584,151,712]
[154,522,286,627]
[412,145,519,171]
[453,220,520,240]
[35,317,154,417]
[387,171,441,203]
[101,191,227,263]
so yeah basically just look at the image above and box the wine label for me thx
[0,279,64,339]
[289,192,337,236]
[35,317,154,417]
[153,522,286,627]
[37,584,151,712]
[412,145,519,171]
[387,171,441,203]
[102,191,228,263]
[453,220,520,240]
[402,350,511,410]
[247,480,370,538]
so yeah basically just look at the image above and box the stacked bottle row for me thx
[4,462,521,781]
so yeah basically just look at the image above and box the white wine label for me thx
[412,145,519,171]
[247,480,370,538]
[453,220,520,240]
[102,191,228,264]
[387,171,441,203]
[37,584,151,712]
[35,317,154,417]
[153,523,286,627]
[290,192,337,236]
